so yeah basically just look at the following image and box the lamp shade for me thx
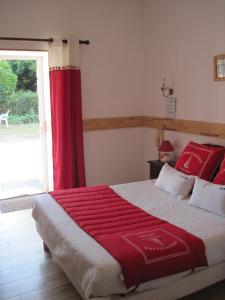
[159,140,174,152]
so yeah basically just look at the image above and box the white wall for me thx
[0,0,146,186]
[143,0,225,159]
[1,0,225,186]
[84,128,146,185]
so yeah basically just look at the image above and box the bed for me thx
[32,179,225,300]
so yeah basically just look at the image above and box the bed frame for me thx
[41,236,225,300]
[38,115,225,299]
[39,206,225,300]
[116,262,225,300]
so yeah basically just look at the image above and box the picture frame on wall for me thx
[214,54,225,81]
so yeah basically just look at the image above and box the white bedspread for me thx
[32,180,225,299]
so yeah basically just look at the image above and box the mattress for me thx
[32,180,225,299]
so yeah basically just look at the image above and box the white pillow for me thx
[189,177,225,217]
[154,163,195,200]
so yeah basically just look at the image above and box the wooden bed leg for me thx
[43,242,50,252]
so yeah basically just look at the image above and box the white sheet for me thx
[32,180,225,299]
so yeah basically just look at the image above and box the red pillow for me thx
[213,155,225,185]
[175,141,224,180]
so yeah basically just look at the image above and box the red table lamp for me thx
[158,140,174,162]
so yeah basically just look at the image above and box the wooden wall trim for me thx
[83,115,225,139]
[83,116,144,131]
[143,116,225,138]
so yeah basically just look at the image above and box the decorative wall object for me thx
[214,55,225,81]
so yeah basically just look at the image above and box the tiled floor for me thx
[0,209,225,300]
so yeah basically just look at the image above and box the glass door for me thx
[0,51,52,199]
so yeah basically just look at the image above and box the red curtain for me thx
[49,68,86,190]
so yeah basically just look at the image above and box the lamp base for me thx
[159,152,174,163]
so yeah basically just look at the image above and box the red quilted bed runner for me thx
[50,185,208,289]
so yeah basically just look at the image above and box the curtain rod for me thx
[0,37,90,45]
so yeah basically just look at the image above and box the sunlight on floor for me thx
[0,124,43,199]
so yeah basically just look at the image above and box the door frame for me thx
[0,50,53,192]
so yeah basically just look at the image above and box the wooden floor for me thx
[0,209,225,300]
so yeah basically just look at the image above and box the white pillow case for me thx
[154,163,195,200]
[189,177,225,217]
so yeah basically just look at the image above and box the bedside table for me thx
[147,160,176,179]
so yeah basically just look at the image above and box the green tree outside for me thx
[0,61,17,112]
[0,60,38,123]
[9,60,37,92]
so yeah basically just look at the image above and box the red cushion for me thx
[175,141,224,180]
[213,155,225,185]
